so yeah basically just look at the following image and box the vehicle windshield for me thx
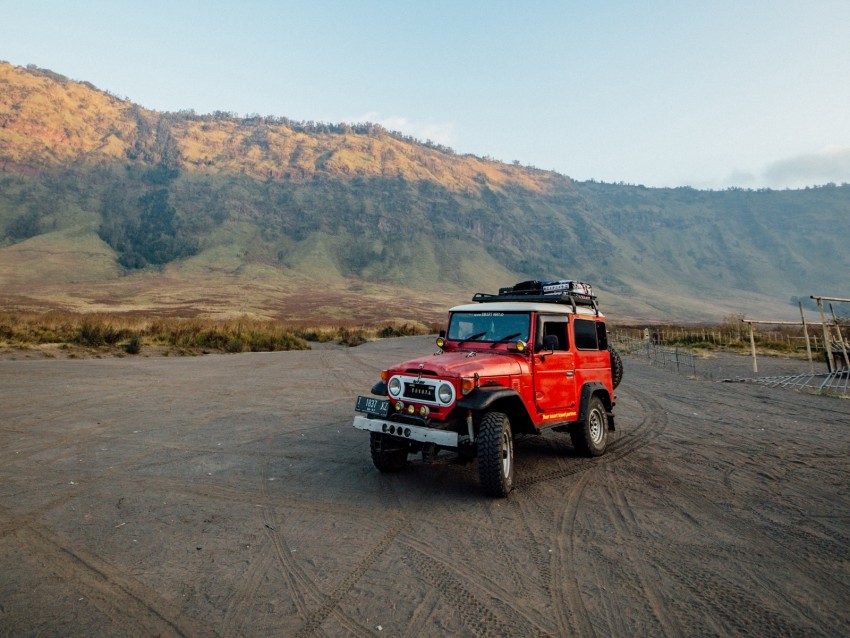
[447,311,531,344]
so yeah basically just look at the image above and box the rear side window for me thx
[596,321,608,350]
[574,318,599,350]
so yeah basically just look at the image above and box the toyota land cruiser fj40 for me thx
[353,280,623,497]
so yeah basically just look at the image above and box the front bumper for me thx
[352,415,459,448]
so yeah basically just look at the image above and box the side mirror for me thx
[439,329,446,338]
[542,334,559,351]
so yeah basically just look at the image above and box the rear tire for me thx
[478,411,514,497]
[369,432,409,472]
[570,396,608,457]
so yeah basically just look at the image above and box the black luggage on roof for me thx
[473,279,599,313]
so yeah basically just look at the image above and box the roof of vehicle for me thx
[450,301,604,317]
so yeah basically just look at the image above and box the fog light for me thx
[395,401,404,411]
[407,404,415,415]
[419,405,430,417]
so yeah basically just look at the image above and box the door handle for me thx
[566,371,575,377]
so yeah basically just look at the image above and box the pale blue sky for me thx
[2,0,849,189]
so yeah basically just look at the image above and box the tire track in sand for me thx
[220,418,412,637]
[542,386,670,637]
[3,512,207,636]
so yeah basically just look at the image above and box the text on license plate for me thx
[355,396,390,417]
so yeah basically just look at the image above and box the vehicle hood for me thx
[389,350,527,378]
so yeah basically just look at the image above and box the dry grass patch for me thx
[0,313,438,358]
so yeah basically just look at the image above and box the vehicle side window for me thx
[573,318,598,350]
[537,316,569,351]
[596,321,608,350]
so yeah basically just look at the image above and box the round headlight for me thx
[388,377,402,397]
[438,383,454,404]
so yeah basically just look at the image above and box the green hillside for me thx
[1,61,848,323]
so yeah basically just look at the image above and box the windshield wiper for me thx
[458,331,487,345]
[490,332,522,347]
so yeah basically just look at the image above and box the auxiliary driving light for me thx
[419,406,430,417]
[407,404,415,415]
[436,337,446,349]
[395,401,404,412]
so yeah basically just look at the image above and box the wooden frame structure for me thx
[741,297,848,374]
[811,296,850,373]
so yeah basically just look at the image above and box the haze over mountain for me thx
[1,61,847,324]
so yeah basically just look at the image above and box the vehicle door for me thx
[572,316,612,392]
[532,315,577,417]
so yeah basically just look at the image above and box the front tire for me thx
[369,432,409,472]
[570,396,608,457]
[478,411,514,497]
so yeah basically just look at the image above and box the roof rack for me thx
[471,291,599,314]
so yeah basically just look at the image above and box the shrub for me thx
[225,336,244,353]
[338,327,367,347]
[124,334,142,355]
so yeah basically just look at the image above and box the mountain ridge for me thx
[1,60,848,324]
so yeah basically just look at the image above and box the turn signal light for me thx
[381,370,389,382]
[461,377,476,395]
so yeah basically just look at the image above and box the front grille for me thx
[403,382,436,402]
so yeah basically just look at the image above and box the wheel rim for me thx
[501,428,512,477]
[588,408,605,445]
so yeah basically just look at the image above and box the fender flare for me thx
[457,386,522,412]
[578,382,615,431]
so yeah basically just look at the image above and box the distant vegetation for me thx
[0,312,438,357]
[2,310,841,361]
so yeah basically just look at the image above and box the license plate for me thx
[355,395,390,417]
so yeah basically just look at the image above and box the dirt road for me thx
[1,337,848,637]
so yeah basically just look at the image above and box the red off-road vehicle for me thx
[353,280,623,497]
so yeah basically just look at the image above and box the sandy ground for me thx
[0,337,848,637]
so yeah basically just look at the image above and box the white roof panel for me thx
[450,301,603,317]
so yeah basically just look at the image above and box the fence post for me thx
[815,297,835,372]
[747,322,758,374]
[800,301,814,373]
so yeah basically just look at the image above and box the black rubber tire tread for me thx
[609,346,624,389]
[477,411,514,497]
[369,432,409,473]
[570,395,608,457]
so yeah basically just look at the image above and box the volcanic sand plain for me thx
[1,337,848,637]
